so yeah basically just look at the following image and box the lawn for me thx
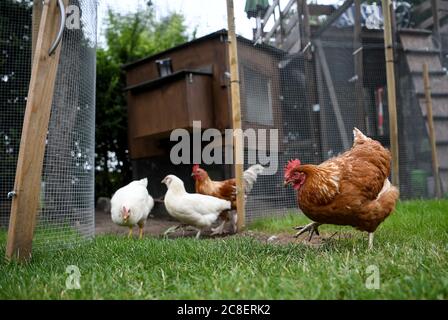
[0,200,447,299]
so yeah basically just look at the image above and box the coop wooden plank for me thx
[419,97,448,117]
[432,121,448,143]
[6,0,67,262]
[412,75,448,93]
[399,33,435,50]
[405,55,442,73]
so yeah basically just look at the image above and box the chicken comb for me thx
[284,159,301,172]
[192,164,200,172]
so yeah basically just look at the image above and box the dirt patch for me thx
[95,211,175,237]
[240,230,353,247]
[95,211,236,239]
[96,211,352,244]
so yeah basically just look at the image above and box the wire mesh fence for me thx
[0,0,96,250]
[0,0,32,228]
[238,0,447,223]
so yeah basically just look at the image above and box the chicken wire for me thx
[237,0,444,223]
[0,0,97,251]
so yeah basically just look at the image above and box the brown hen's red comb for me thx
[192,164,200,172]
[285,159,301,171]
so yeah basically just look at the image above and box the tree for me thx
[95,5,190,199]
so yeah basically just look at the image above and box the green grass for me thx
[0,200,447,299]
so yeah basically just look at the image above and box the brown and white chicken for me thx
[284,128,399,249]
[191,164,264,234]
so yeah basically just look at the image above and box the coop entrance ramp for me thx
[400,30,448,194]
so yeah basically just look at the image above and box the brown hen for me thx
[284,128,399,249]
[192,164,264,234]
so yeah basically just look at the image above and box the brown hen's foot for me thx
[294,222,321,241]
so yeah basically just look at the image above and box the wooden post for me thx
[226,0,245,231]
[6,0,66,262]
[353,0,366,132]
[32,0,43,61]
[381,0,400,188]
[423,63,443,198]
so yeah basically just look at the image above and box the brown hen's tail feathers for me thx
[362,181,399,232]
[353,127,370,145]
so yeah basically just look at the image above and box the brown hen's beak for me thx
[191,172,195,177]
[284,180,291,188]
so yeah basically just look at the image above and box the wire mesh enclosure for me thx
[0,0,97,250]
[238,0,447,222]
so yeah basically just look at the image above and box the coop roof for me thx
[122,29,284,71]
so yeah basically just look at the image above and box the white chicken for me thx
[111,178,154,239]
[161,175,231,239]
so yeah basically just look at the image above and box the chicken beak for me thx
[191,172,195,177]
[122,208,130,222]
[161,177,166,184]
[283,180,291,188]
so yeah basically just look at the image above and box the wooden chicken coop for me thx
[123,30,283,204]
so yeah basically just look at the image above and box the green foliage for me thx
[95,6,190,199]
[0,200,447,299]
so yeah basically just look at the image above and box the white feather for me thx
[243,164,264,194]
[376,178,391,200]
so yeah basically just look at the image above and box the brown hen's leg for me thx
[231,211,238,233]
[368,233,374,250]
[211,220,226,236]
[294,222,321,241]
